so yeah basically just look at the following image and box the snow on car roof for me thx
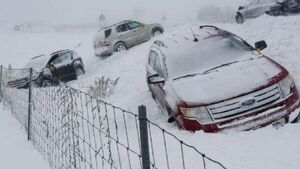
[156,26,227,48]
[97,20,133,32]
[24,50,70,70]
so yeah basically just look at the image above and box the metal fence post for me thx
[27,68,33,141]
[0,65,3,101]
[138,105,151,169]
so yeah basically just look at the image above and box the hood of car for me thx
[24,54,48,71]
[169,56,285,106]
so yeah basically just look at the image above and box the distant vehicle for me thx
[146,25,300,132]
[93,20,164,57]
[236,0,300,24]
[236,0,277,24]
[268,0,300,15]
[8,49,85,88]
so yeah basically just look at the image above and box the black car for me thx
[8,49,85,88]
[268,0,300,16]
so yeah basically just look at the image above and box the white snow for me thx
[0,105,50,169]
[1,5,300,169]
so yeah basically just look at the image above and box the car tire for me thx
[152,27,163,37]
[114,42,127,52]
[272,10,281,16]
[42,80,52,87]
[75,66,85,78]
[236,13,244,24]
[291,112,300,123]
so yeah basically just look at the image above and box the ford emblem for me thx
[240,98,256,107]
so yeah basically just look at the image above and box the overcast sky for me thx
[0,0,245,25]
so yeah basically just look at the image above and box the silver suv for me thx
[93,20,164,57]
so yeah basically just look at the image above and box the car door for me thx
[116,22,142,47]
[127,21,146,43]
[50,52,74,81]
[147,49,170,115]
[255,0,276,15]
[245,0,262,17]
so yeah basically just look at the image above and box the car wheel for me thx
[236,13,244,24]
[152,28,163,37]
[75,66,84,78]
[114,42,127,52]
[291,112,300,123]
[42,80,52,87]
[271,10,281,16]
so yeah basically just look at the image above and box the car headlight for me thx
[279,75,294,98]
[180,107,212,124]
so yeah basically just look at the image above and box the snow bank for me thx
[0,106,50,169]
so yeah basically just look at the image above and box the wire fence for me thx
[0,66,227,169]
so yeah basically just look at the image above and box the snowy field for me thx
[0,106,50,169]
[1,12,300,169]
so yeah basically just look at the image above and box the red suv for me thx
[146,25,300,132]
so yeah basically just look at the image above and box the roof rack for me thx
[50,49,70,55]
[199,25,220,30]
[31,54,45,60]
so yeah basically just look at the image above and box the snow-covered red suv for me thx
[146,25,300,132]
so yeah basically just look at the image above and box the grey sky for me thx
[0,0,243,25]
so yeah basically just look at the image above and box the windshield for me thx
[24,55,48,71]
[167,33,255,80]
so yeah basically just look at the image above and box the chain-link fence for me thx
[0,66,227,169]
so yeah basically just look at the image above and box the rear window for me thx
[104,29,112,38]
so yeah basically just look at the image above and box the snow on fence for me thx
[0,66,227,169]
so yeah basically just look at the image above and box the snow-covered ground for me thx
[0,105,50,169]
[1,14,300,169]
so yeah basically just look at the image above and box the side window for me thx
[104,29,112,38]
[128,21,142,30]
[51,52,72,65]
[149,51,157,67]
[117,24,129,33]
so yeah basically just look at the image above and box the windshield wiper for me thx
[202,61,239,75]
[173,59,253,81]
[173,61,238,81]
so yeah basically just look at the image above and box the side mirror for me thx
[255,40,267,51]
[147,74,165,84]
[238,6,245,10]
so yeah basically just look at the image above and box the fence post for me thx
[27,68,33,141]
[138,105,151,169]
[0,65,3,101]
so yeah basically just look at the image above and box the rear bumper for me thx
[179,85,300,132]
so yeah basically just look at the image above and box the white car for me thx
[93,20,164,57]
